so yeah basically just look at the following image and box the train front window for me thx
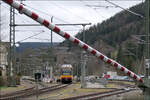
[62,69,72,75]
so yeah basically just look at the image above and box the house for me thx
[102,71,117,79]
[0,42,9,78]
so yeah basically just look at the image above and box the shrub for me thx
[0,76,7,86]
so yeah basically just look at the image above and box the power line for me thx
[80,1,104,21]
[30,37,51,41]
[24,4,75,24]
[105,0,144,18]
[1,4,39,24]
[16,30,45,43]
[85,4,116,8]
[81,1,107,20]
[24,3,82,29]
[50,1,91,22]
[15,30,45,32]
[13,23,91,26]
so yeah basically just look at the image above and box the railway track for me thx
[61,88,138,100]
[0,84,69,100]
[61,82,138,100]
[0,87,35,98]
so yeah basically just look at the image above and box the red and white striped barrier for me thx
[3,0,143,83]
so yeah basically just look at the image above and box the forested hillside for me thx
[78,3,145,47]
[61,3,148,75]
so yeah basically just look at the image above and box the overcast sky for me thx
[0,0,143,43]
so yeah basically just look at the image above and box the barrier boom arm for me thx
[3,0,143,83]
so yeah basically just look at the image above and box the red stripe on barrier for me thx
[133,74,137,79]
[74,38,79,44]
[64,33,70,39]
[83,44,88,50]
[107,59,112,64]
[127,71,131,76]
[43,19,50,27]
[4,0,13,4]
[139,78,143,83]
[114,63,118,68]
[53,26,60,33]
[32,12,38,20]
[121,66,125,71]
[19,4,23,11]
[91,49,96,55]
[99,55,104,60]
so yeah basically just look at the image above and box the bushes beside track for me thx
[0,76,7,86]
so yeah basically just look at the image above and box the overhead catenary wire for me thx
[80,1,103,21]
[1,3,39,24]
[30,37,63,42]
[81,1,107,20]
[16,30,45,43]
[14,1,83,42]
[2,0,144,43]
[24,3,79,26]
[15,29,45,32]
[16,30,64,43]
[30,37,50,41]
[49,1,91,23]
[105,0,144,18]
[2,0,143,30]
[23,3,82,30]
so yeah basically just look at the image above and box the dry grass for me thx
[25,81,140,100]
[38,83,115,100]
[122,90,144,100]
[0,81,33,95]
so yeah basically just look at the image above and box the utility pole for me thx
[138,0,150,100]
[50,16,53,81]
[81,25,86,88]
[0,0,2,69]
[145,0,150,78]
[51,16,53,47]
[81,23,91,88]
[143,0,150,99]
[8,6,16,86]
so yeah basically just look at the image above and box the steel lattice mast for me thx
[2,0,143,83]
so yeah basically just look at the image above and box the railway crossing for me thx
[2,0,150,99]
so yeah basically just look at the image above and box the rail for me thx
[61,83,138,100]
[0,84,69,100]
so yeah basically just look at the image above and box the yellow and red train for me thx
[60,64,73,83]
